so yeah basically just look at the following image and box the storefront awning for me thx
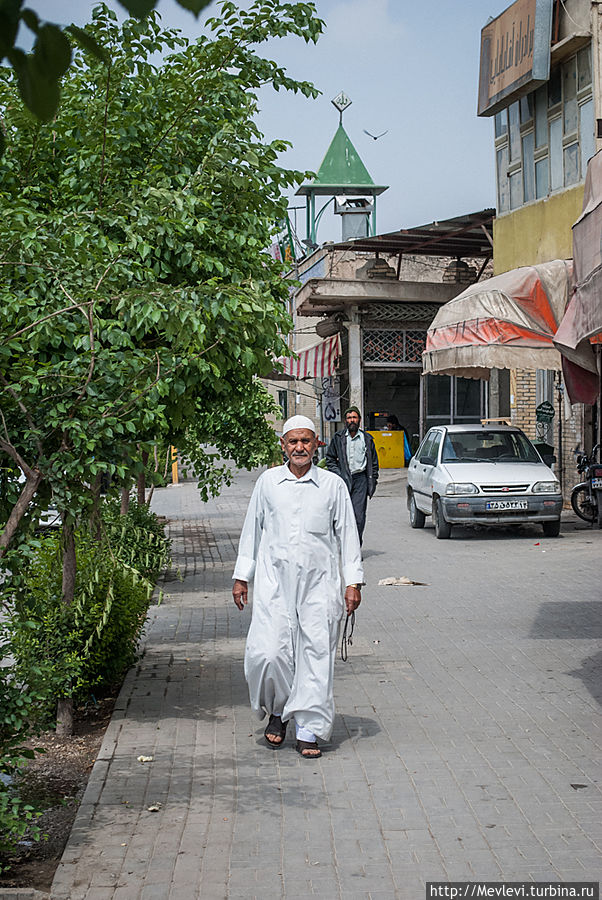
[272,333,342,381]
[423,260,575,379]
[553,149,602,403]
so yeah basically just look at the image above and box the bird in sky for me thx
[363,129,388,140]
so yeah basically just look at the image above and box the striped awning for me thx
[275,333,342,380]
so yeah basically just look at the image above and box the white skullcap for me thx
[282,415,316,435]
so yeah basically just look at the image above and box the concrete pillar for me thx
[347,308,363,416]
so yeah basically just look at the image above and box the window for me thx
[549,116,563,190]
[522,132,535,203]
[520,94,533,124]
[563,57,578,135]
[495,110,508,138]
[564,143,579,186]
[548,67,561,107]
[454,378,482,422]
[497,146,510,212]
[425,376,486,428]
[419,431,439,464]
[508,101,521,161]
[494,48,592,211]
[426,375,451,419]
[534,85,548,148]
[509,171,522,209]
[278,390,288,420]
[535,157,549,199]
[577,46,591,92]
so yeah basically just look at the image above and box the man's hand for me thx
[344,585,361,615]
[233,579,249,610]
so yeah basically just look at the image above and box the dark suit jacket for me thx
[325,428,379,497]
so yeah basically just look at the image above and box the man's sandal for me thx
[264,714,287,748]
[296,739,321,759]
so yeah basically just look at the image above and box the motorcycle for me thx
[570,443,602,528]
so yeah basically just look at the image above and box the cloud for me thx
[324,0,406,49]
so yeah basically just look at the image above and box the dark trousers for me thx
[350,471,369,544]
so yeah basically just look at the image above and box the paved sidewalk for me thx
[49,469,601,899]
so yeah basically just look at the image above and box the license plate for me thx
[486,500,528,510]
[592,478,602,489]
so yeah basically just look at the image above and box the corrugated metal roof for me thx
[331,209,496,257]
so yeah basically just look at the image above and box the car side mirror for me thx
[543,454,556,466]
[420,455,436,467]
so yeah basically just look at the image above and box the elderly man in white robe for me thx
[232,415,363,759]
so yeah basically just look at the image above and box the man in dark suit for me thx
[325,406,379,544]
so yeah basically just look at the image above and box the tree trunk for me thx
[120,481,131,516]
[137,450,148,505]
[56,698,74,737]
[58,520,77,736]
[0,470,43,557]
[61,519,76,605]
[90,474,102,541]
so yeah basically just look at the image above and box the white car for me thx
[407,424,562,539]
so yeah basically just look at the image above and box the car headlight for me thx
[532,481,561,493]
[445,483,478,495]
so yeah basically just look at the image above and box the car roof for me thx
[431,424,523,434]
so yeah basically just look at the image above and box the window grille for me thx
[361,303,440,323]
[363,329,426,364]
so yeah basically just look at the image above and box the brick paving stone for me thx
[50,472,602,899]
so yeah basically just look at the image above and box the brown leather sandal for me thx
[295,739,321,759]
[264,714,287,748]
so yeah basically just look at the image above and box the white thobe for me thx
[233,464,363,740]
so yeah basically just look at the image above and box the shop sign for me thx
[536,400,555,423]
[322,376,341,422]
[477,0,553,117]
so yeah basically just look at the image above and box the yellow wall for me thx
[493,185,584,274]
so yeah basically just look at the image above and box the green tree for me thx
[0,0,323,730]
[0,0,214,135]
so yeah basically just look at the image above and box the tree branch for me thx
[98,63,112,209]
[0,466,43,558]
[4,300,94,343]
[0,375,44,457]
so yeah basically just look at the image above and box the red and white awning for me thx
[275,333,342,380]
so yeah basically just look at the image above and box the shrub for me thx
[7,499,170,711]
[0,656,46,870]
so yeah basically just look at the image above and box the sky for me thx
[28,0,513,242]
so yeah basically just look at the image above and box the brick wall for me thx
[510,367,586,505]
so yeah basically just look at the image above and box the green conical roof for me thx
[313,123,374,187]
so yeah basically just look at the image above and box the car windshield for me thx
[441,431,540,463]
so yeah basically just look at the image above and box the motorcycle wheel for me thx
[570,484,596,523]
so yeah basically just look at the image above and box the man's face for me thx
[345,411,360,434]
[281,428,318,467]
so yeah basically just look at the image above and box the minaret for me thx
[296,92,388,248]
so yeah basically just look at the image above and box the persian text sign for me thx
[477,0,553,117]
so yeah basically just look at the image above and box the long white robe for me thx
[233,464,363,740]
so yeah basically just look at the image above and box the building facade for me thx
[478,0,601,491]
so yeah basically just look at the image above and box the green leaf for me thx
[66,24,109,64]
[8,47,59,122]
[117,0,157,17]
[34,24,72,80]
[175,0,214,14]
[0,0,22,59]
[20,7,39,34]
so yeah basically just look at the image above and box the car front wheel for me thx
[408,491,426,529]
[433,497,452,539]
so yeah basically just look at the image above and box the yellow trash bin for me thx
[367,430,406,469]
